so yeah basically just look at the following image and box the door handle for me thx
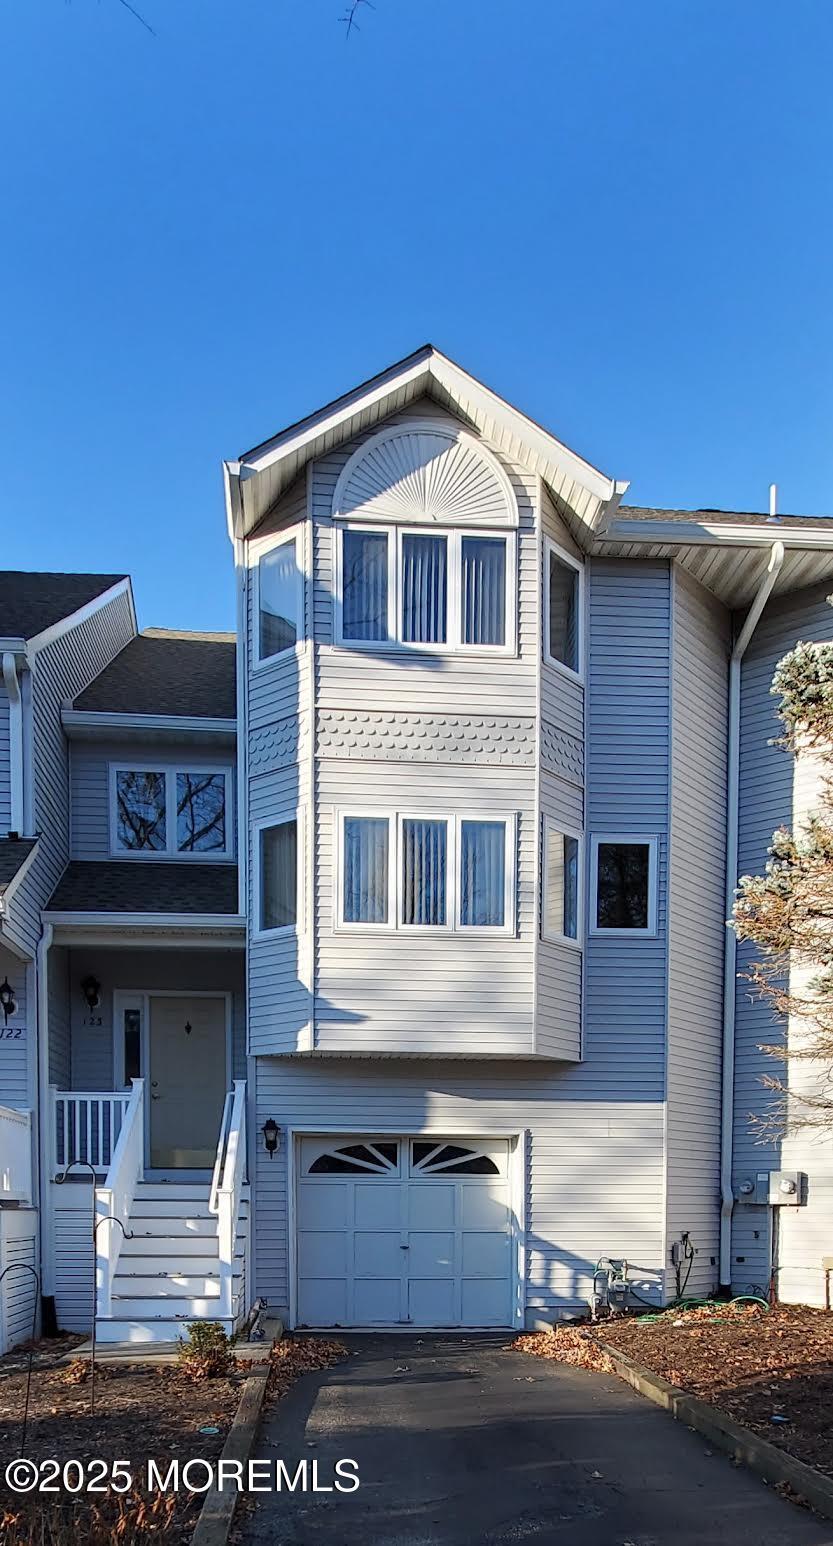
[400,1243,409,1250]
[151,1093,161,1101]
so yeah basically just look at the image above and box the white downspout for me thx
[719,540,785,1289]
[36,923,55,1306]
[1,652,24,835]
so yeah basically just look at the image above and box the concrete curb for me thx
[190,1362,270,1546]
[599,1340,833,1521]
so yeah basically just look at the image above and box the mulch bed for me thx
[0,1335,346,1545]
[516,1302,833,1479]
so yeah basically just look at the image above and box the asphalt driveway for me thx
[241,1334,833,1546]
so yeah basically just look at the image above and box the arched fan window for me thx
[411,1141,500,1176]
[308,1141,399,1175]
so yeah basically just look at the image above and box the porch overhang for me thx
[43,912,245,949]
[591,517,833,608]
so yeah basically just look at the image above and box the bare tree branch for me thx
[341,0,375,38]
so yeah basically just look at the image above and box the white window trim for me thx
[541,817,584,949]
[108,763,234,861]
[335,809,397,931]
[589,833,659,938]
[334,808,517,936]
[252,526,306,671]
[333,523,517,657]
[252,810,304,941]
[544,537,584,684]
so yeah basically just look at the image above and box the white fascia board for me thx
[60,708,237,739]
[0,638,26,654]
[599,519,833,551]
[229,346,619,529]
[25,578,135,656]
[43,910,246,929]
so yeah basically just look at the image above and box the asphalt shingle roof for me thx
[0,572,127,639]
[0,839,37,896]
[74,630,237,719]
[619,505,833,529]
[47,862,240,915]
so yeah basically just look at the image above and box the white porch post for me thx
[36,924,55,1300]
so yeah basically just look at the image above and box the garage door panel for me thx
[409,1279,455,1325]
[298,1181,351,1228]
[460,1185,511,1230]
[408,1231,455,1277]
[462,1231,511,1276]
[355,1279,401,1323]
[298,1231,347,1275]
[408,1184,455,1229]
[354,1231,403,1277]
[354,1183,402,1229]
[462,1278,509,1326]
[299,1279,347,1325]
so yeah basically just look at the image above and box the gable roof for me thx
[73,629,236,719]
[224,344,626,543]
[0,571,128,641]
[0,839,37,898]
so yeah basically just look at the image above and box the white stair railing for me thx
[52,1091,131,1175]
[94,1080,144,1320]
[0,1106,32,1204]
[210,1081,246,1324]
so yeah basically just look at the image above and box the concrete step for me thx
[96,1316,237,1344]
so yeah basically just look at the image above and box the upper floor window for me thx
[545,539,583,679]
[336,526,515,654]
[256,816,298,936]
[111,765,232,859]
[337,810,515,933]
[255,531,303,665]
[590,834,658,936]
[542,819,582,945]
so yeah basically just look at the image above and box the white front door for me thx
[148,996,227,1168]
[296,1136,514,1328]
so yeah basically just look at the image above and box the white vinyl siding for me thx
[666,568,728,1299]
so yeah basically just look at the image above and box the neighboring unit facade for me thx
[1,347,831,1347]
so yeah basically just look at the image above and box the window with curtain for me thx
[459,820,506,927]
[547,547,581,674]
[260,819,297,931]
[544,824,580,940]
[402,534,447,644]
[343,816,389,923]
[402,818,447,925]
[594,840,654,931]
[258,537,300,660]
[342,529,389,641]
[462,536,506,646]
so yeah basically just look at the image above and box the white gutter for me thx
[1,651,25,834]
[719,540,785,1288]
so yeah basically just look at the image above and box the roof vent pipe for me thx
[719,539,785,1290]
[770,483,778,521]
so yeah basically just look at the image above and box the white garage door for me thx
[296,1136,514,1328]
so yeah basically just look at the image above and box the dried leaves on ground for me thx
[517,1303,833,1478]
[267,1335,347,1403]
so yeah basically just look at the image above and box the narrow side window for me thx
[461,535,506,647]
[258,536,300,661]
[343,816,390,924]
[459,819,506,927]
[259,819,298,932]
[401,817,447,925]
[546,544,582,676]
[341,529,390,642]
[401,534,448,645]
[543,822,580,941]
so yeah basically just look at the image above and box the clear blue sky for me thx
[2,1,831,631]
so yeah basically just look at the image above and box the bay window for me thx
[336,525,515,652]
[545,539,583,678]
[543,819,581,943]
[256,531,303,664]
[111,766,232,859]
[337,810,515,933]
[257,817,298,934]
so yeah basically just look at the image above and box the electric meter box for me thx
[737,1170,807,1205]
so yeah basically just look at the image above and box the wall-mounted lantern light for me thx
[262,1118,279,1158]
[80,975,102,1012]
[0,978,17,1024]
